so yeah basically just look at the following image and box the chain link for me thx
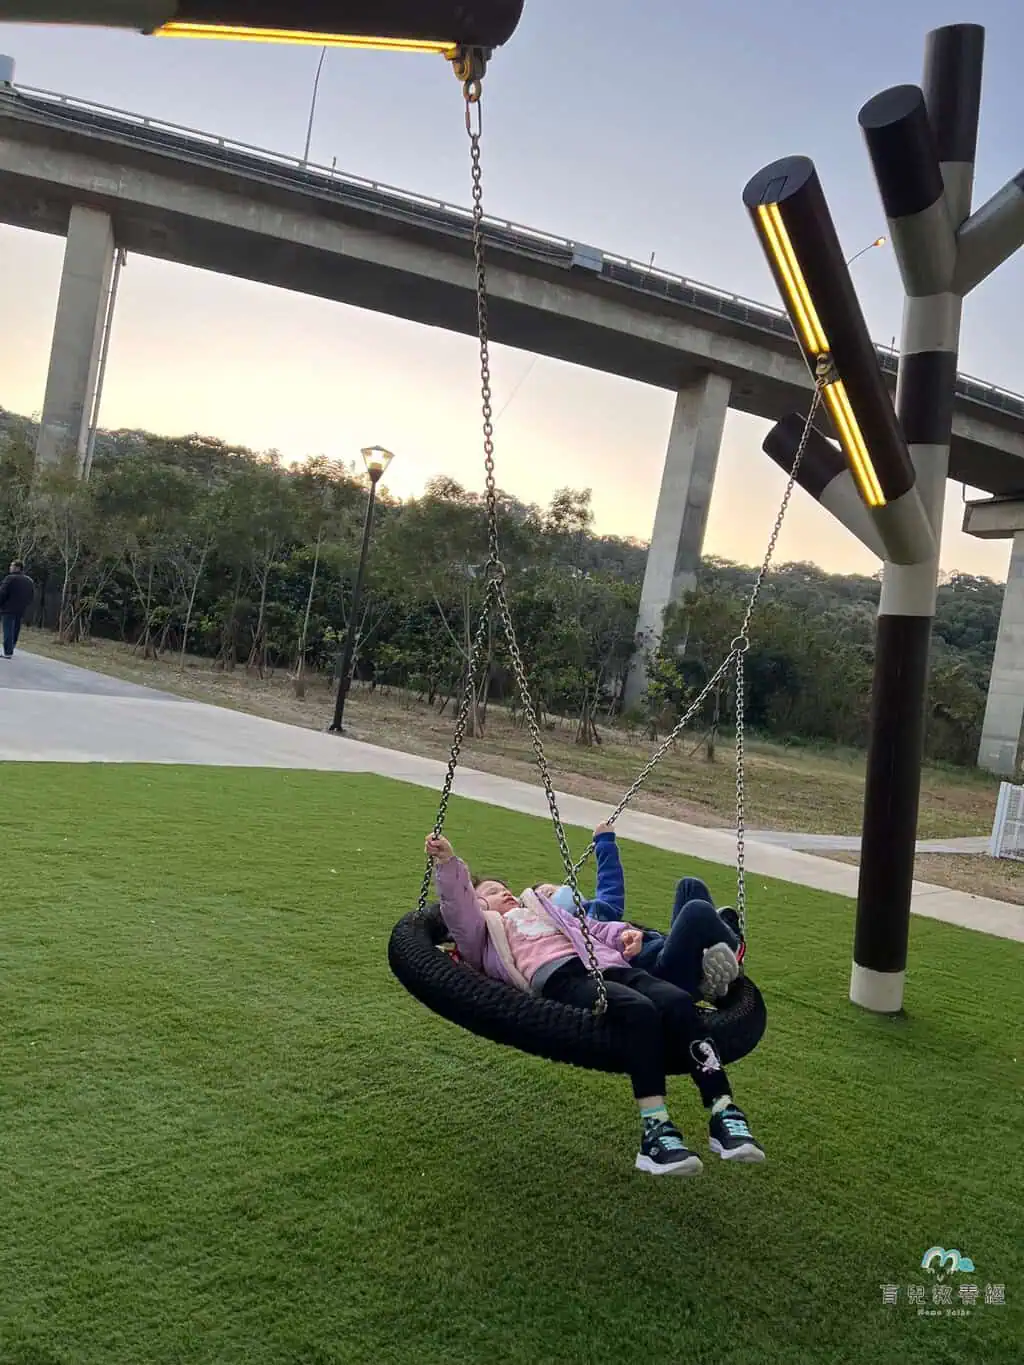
[569,650,736,880]
[465,89,501,575]
[417,577,499,913]
[734,379,823,933]
[493,580,608,1014]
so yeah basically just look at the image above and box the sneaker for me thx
[718,908,746,965]
[699,942,740,1000]
[708,1104,765,1163]
[635,1120,704,1177]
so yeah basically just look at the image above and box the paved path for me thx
[0,649,179,699]
[2,652,1020,943]
[741,829,991,855]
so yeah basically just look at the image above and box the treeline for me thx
[0,415,1004,765]
[650,559,1000,766]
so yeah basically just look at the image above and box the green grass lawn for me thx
[1,764,1021,1365]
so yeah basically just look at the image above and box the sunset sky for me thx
[1,0,1023,579]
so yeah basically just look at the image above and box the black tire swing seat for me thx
[388,902,768,1070]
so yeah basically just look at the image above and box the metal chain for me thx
[465,89,500,574]
[416,577,498,913]
[569,374,828,936]
[438,76,608,1015]
[493,580,609,1014]
[568,649,737,880]
[734,375,825,933]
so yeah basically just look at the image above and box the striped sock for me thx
[711,1094,734,1117]
[640,1103,669,1132]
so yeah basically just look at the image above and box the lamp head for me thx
[361,446,395,482]
[743,155,914,512]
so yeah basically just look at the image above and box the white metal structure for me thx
[989,780,1024,859]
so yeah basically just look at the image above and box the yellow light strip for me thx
[756,203,829,355]
[824,380,886,508]
[156,23,458,57]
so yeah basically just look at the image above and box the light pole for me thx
[329,446,395,734]
[302,45,327,164]
[84,246,127,478]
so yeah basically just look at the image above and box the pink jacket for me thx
[434,857,631,988]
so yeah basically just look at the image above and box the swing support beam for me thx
[0,1,526,69]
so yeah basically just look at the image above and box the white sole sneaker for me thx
[635,1152,704,1176]
[700,943,740,1000]
[709,1137,766,1163]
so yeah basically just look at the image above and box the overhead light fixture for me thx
[155,24,458,56]
[0,1,526,57]
[744,156,934,564]
[745,158,905,509]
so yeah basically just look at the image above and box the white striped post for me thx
[852,24,984,1013]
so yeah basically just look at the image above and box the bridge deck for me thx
[2,82,1023,494]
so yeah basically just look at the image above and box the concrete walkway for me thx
[1,651,1020,944]
[742,829,990,855]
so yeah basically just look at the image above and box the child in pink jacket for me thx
[426,832,765,1177]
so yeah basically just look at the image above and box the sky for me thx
[1,0,1023,580]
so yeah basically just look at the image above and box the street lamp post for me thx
[302,45,327,164]
[329,446,394,734]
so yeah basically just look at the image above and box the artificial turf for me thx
[0,763,1021,1365]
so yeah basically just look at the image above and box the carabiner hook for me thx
[464,81,483,135]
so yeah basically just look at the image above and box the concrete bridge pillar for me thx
[963,497,1024,775]
[978,528,1024,776]
[36,204,115,472]
[624,370,731,710]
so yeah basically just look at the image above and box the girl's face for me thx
[475,880,520,915]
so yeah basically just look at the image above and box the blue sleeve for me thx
[592,832,625,919]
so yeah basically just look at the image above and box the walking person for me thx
[0,560,35,658]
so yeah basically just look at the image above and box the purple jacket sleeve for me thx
[435,857,488,970]
[583,916,629,952]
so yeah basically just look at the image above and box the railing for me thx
[4,81,1024,421]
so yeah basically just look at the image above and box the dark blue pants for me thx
[1,613,21,657]
[635,876,740,995]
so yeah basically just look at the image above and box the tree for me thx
[91,453,195,657]
[393,478,492,734]
[290,457,352,697]
[170,478,229,673]
[0,429,38,565]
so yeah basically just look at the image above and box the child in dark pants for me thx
[539,826,744,1001]
[636,875,744,999]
